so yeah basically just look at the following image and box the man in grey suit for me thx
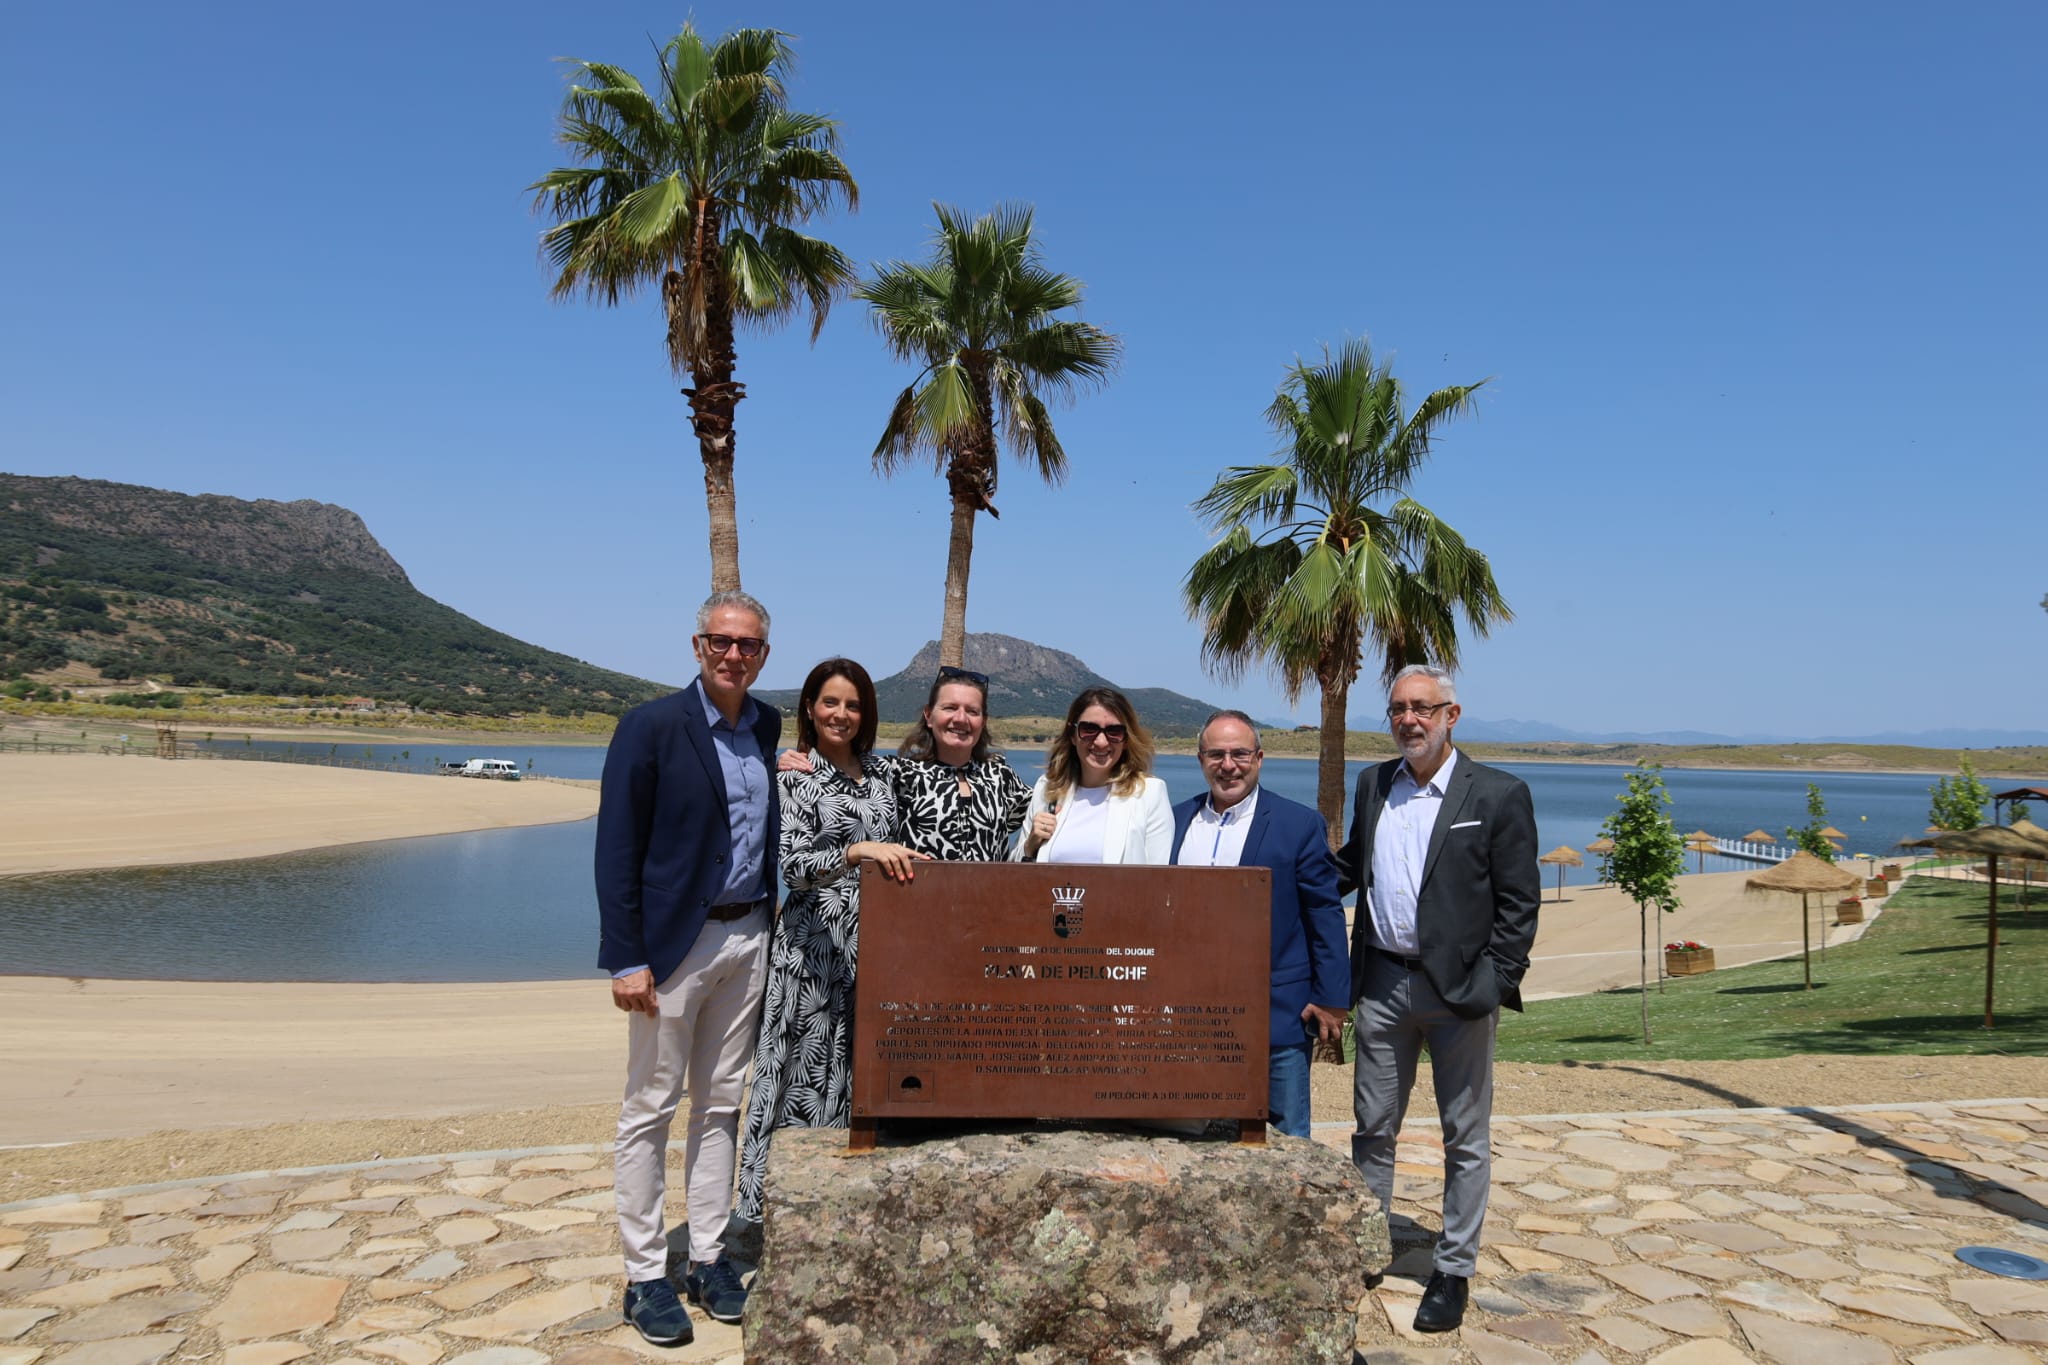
[1338,664,1539,1333]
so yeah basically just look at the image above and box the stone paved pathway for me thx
[1324,1098,2048,1364]
[2,1100,2046,1363]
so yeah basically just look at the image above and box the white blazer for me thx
[1009,774,1175,865]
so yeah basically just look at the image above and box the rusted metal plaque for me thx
[852,862,1270,1124]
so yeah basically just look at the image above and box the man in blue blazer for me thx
[597,590,781,1347]
[1170,710,1350,1138]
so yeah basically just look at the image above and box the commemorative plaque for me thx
[850,862,1271,1147]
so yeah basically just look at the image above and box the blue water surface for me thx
[0,746,1947,982]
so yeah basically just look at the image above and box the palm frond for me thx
[1191,463,1303,530]
[871,385,936,473]
[914,360,976,441]
[1182,531,1307,693]
[751,225,857,340]
[995,370,1068,484]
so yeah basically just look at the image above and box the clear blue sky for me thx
[3,2,2041,739]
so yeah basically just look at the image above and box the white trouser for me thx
[615,907,769,1279]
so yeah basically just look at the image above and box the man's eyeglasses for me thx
[937,665,988,685]
[1199,747,1259,764]
[1386,701,1453,721]
[698,634,766,659]
[1073,721,1127,743]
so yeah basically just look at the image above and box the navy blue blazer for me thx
[594,680,783,985]
[1170,787,1350,1048]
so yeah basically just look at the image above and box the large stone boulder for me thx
[745,1126,1386,1363]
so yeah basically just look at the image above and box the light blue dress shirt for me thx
[701,688,770,907]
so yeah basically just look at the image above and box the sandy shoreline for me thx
[0,753,597,876]
[0,867,1889,1150]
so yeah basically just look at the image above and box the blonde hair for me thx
[1044,688,1154,802]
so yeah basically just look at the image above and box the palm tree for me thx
[1184,339,1512,839]
[530,24,858,592]
[856,204,1120,666]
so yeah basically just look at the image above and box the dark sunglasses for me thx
[698,633,766,659]
[937,665,988,685]
[1073,721,1127,742]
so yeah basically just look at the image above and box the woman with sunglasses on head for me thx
[1012,687,1173,865]
[889,665,1031,862]
[734,658,928,1226]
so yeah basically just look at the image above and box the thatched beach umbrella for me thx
[1688,829,1716,844]
[1741,829,1777,845]
[1746,851,1857,990]
[1820,826,1847,841]
[2007,819,2048,910]
[1898,825,2045,1027]
[1538,845,1583,902]
[1585,836,1614,885]
[1685,835,1717,874]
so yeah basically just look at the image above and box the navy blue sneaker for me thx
[623,1277,693,1345]
[684,1256,749,1324]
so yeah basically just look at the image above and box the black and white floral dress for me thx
[891,754,1031,862]
[735,751,897,1223]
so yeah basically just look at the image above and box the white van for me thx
[461,758,522,780]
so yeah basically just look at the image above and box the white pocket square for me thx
[1449,820,1483,830]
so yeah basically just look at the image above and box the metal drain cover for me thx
[1956,1245,2048,1279]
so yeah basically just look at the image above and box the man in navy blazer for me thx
[597,590,781,1346]
[1170,710,1349,1138]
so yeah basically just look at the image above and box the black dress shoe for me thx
[1413,1270,1469,1332]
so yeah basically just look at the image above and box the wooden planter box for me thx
[1836,899,1865,924]
[1865,878,1890,897]
[1665,948,1716,976]
[1881,864,1902,881]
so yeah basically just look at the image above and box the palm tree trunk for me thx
[1316,678,1350,848]
[670,265,746,593]
[935,384,998,668]
[938,471,978,669]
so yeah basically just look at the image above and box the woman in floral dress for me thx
[734,659,926,1224]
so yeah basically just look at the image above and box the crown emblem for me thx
[1051,885,1085,939]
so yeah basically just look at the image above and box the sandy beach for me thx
[0,865,1935,1153]
[0,753,597,876]
[4,752,2041,1207]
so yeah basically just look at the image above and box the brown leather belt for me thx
[1375,946,1424,971]
[707,898,767,922]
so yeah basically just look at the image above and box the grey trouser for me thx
[1350,950,1498,1276]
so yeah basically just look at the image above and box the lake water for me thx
[0,748,1948,982]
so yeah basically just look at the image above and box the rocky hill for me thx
[0,473,665,716]
[759,633,1226,734]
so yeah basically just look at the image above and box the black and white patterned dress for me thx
[734,751,897,1223]
[891,754,1031,862]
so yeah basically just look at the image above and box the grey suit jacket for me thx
[1336,751,1541,1019]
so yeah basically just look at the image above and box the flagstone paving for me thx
[2,1101,2045,1362]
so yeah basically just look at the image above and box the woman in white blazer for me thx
[1012,687,1174,864]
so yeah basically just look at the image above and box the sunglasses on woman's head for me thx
[937,665,988,685]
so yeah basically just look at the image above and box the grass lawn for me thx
[1495,875,2048,1062]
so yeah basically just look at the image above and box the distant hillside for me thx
[759,633,1227,733]
[0,473,666,716]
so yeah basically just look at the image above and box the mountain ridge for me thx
[757,632,1229,733]
[0,472,665,716]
